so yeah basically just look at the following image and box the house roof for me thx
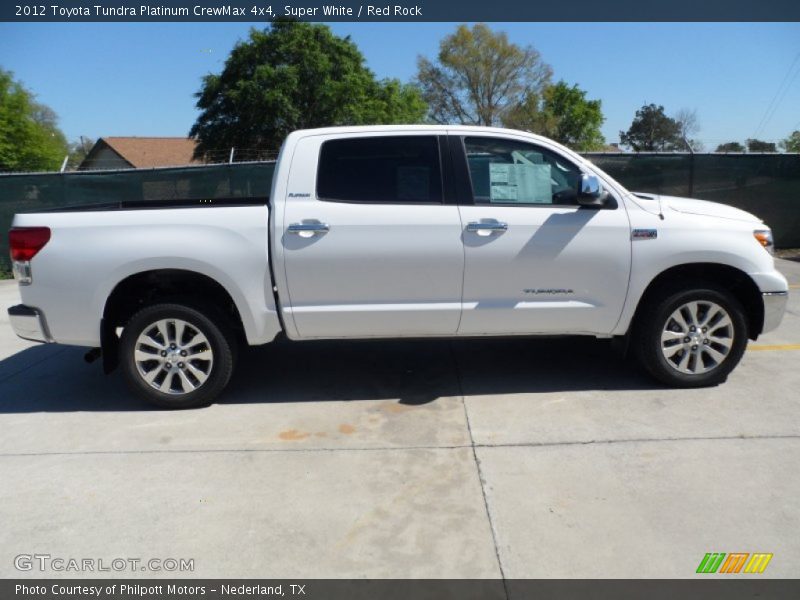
[86,137,201,169]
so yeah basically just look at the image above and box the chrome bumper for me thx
[8,304,51,343]
[762,291,789,334]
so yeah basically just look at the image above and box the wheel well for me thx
[104,269,244,330]
[633,263,764,340]
[101,270,245,373]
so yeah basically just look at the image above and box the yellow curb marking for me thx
[748,344,800,351]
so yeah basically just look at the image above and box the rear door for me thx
[280,133,464,339]
[452,133,632,335]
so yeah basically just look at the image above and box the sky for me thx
[0,22,799,149]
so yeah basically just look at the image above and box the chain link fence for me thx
[1,153,798,275]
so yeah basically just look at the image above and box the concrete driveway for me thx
[1,260,798,579]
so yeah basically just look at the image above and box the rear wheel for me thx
[120,303,235,408]
[635,285,748,387]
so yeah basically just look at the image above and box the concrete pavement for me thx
[1,259,798,579]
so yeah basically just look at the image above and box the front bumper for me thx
[8,304,52,343]
[762,291,789,334]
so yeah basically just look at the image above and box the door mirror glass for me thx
[578,174,610,207]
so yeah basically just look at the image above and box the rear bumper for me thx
[7,304,52,343]
[762,291,788,334]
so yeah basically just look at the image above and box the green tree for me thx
[715,141,745,153]
[369,79,428,125]
[0,68,68,172]
[779,131,800,153]
[190,21,426,158]
[746,138,777,152]
[416,23,551,126]
[502,81,605,151]
[619,104,682,152]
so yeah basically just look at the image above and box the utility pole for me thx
[684,136,695,197]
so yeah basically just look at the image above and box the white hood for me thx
[632,193,762,224]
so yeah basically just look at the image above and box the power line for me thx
[752,51,800,139]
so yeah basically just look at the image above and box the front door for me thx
[281,133,464,339]
[453,134,632,335]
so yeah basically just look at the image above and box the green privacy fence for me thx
[1,153,799,274]
[585,152,800,248]
[0,162,275,274]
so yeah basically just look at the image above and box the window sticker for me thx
[489,163,551,203]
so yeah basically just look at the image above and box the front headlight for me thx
[753,229,775,255]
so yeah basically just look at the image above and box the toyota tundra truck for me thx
[6,126,789,408]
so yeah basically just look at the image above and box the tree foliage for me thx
[779,131,800,153]
[502,81,605,151]
[619,104,682,152]
[715,141,745,153]
[416,23,551,126]
[0,68,68,172]
[674,108,703,151]
[67,136,95,170]
[746,138,777,153]
[190,21,427,158]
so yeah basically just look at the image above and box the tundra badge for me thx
[632,229,658,240]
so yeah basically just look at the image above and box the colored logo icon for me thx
[696,552,773,574]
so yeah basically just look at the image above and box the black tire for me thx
[120,303,235,408]
[634,283,748,388]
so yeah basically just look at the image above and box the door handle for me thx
[288,222,330,238]
[466,221,508,236]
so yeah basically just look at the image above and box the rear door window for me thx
[317,136,443,203]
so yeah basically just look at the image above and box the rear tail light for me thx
[9,227,50,284]
[9,227,51,261]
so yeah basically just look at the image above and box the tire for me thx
[120,303,235,408]
[634,284,748,388]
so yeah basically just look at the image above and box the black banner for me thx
[3,0,800,22]
[4,580,800,600]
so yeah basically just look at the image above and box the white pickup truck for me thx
[7,126,789,408]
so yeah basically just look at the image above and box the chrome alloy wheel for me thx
[133,318,214,395]
[660,301,734,375]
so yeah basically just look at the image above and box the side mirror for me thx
[578,174,610,207]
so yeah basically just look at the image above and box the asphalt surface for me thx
[0,260,798,579]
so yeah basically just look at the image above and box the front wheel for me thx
[120,303,235,408]
[634,285,748,388]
